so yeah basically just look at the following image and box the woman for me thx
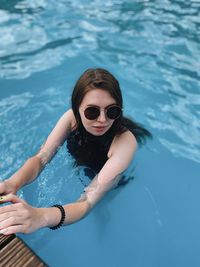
[0,68,151,234]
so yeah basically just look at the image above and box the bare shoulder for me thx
[113,130,137,147]
[35,109,77,165]
[62,109,77,130]
[108,130,137,157]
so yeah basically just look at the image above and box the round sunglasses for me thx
[81,105,122,120]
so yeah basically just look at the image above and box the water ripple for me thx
[0,88,67,179]
[0,0,200,163]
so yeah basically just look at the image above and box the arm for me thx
[48,130,138,226]
[0,131,137,234]
[0,109,76,194]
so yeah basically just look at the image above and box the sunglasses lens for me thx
[84,107,100,120]
[83,106,122,120]
[107,106,121,119]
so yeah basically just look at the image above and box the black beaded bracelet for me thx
[49,204,66,230]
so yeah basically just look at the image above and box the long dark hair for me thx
[71,68,152,144]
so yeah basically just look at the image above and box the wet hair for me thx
[71,68,152,144]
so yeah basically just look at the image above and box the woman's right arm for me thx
[0,109,76,194]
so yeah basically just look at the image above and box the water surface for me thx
[0,1,200,267]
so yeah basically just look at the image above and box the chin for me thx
[91,131,107,136]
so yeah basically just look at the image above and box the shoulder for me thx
[62,109,77,131]
[116,130,137,144]
[35,109,77,165]
[98,130,137,184]
[108,130,137,158]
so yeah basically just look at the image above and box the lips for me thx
[93,126,106,128]
[93,125,107,131]
[93,125,107,129]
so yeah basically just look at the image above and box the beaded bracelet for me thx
[49,204,66,230]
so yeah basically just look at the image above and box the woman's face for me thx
[79,89,117,136]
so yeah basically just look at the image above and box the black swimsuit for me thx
[67,119,137,185]
[66,125,115,174]
[66,115,151,189]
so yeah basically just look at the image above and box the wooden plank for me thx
[0,234,48,267]
[0,234,15,250]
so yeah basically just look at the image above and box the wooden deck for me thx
[0,234,48,267]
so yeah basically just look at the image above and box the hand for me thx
[0,194,46,235]
[0,180,17,195]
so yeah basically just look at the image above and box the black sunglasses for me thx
[82,105,122,120]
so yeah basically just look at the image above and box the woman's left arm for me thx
[0,131,137,234]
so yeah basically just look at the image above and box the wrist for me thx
[49,205,66,230]
[41,207,64,228]
[4,179,18,194]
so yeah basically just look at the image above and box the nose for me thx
[97,110,107,122]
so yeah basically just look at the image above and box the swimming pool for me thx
[0,1,200,266]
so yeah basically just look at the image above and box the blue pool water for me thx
[0,1,200,266]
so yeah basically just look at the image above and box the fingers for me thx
[0,203,32,235]
[0,196,44,234]
[0,207,25,221]
[0,181,16,195]
[0,202,43,235]
[0,196,29,234]
[0,204,27,234]
[0,225,26,235]
[0,210,26,235]
[0,194,25,204]
[0,182,6,195]
[0,214,23,229]
[0,204,24,225]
